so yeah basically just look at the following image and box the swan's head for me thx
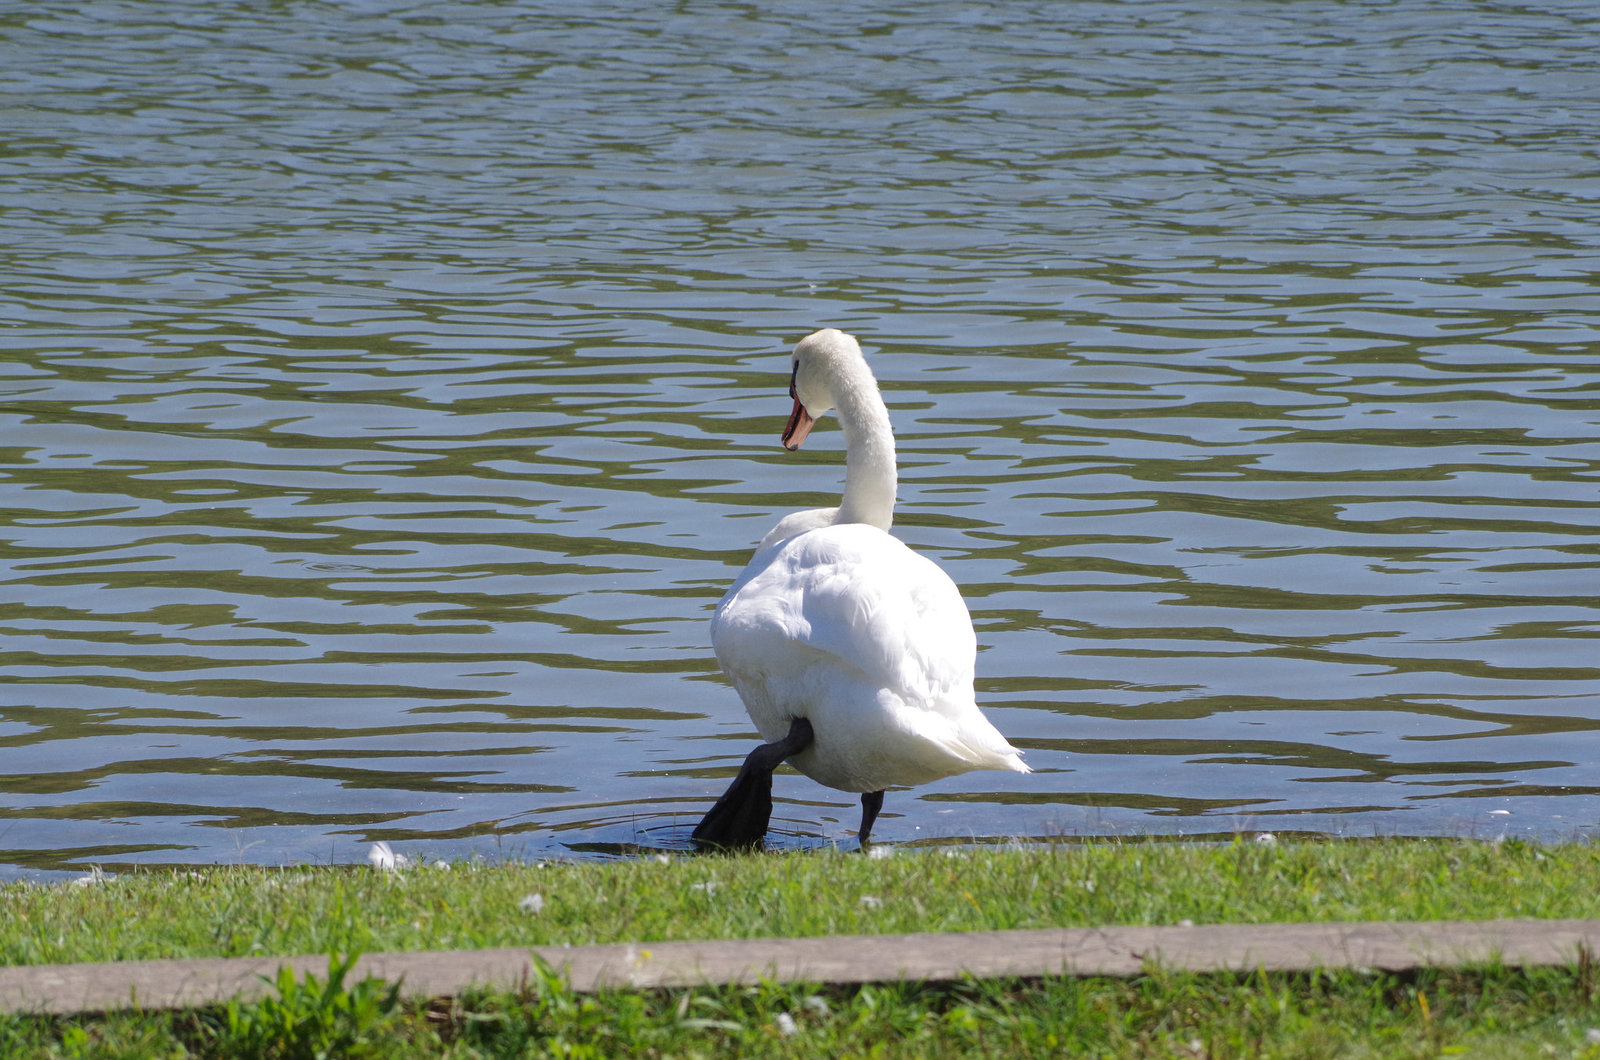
[782,328,866,451]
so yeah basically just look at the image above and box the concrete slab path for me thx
[6,918,1600,1016]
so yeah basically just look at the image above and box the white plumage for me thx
[713,523,1024,792]
[694,327,1028,848]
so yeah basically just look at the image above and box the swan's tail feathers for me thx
[947,726,1031,776]
[979,746,1031,776]
[893,706,1034,784]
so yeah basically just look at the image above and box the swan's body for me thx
[694,328,1029,848]
[714,523,1023,792]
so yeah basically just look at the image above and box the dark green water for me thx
[3,0,1599,876]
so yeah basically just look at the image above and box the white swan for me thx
[693,328,1030,848]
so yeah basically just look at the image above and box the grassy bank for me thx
[8,837,1600,965]
[6,837,1600,1057]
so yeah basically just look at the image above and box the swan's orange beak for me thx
[781,373,814,450]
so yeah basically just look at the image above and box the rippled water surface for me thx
[4,0,1600,876]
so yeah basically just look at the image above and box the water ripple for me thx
[3,0,1599,874]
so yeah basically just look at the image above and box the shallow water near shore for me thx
[3,0,1600,878]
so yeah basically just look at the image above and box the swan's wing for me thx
[712,523,975,708]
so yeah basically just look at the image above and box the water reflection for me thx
[3,1,1600,876]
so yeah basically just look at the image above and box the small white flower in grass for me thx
[1254,832,1277,846]
[519,893,545,914]
[858,895,882,909]
[867,844,893,860]
[1177,918,1195,928]
[654,854,672,865]
[774,1012,799,1037]
[802,995,831,1017]
[367,842,407,872]
[690,881,720,896]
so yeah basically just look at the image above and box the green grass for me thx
[6,837,1599,966]
[7,837,1600,1057]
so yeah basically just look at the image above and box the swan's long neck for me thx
[832,365,897,530]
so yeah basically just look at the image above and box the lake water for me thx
[3,0,1600,879]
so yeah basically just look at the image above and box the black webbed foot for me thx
[693,717,814,851]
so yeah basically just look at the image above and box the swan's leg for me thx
[857,789,885,847]
[692,717,814,850]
